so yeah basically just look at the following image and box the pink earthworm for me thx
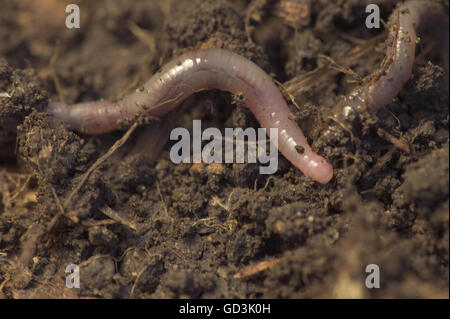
[333,0,449,120]
[45,48,334,184]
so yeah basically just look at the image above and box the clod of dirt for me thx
[0,60,48,160]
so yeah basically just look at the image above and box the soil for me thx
[0,0,448,298]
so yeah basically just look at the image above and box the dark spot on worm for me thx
[177,61,182,66]
[295,145,305,154]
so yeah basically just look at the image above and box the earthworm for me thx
[44,48,334,184]
[333,0,449,121]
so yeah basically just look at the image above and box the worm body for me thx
[46,48,334,184]
[333,0,449,121]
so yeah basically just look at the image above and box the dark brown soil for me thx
[0,0,448,298]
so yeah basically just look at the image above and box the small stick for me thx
[64,122,138,208]
[99,206,138,232]
[234,256,285,279]
[49,40,67,103]
[377,128,410,153]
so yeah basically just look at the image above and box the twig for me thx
[377,128,410,153]
[211,190,236,212]
[128,21,157,54]
[18,224,45,266]
[234,256,285,279]
[318,54,361,82]
[49,40,67,102]
[327,116,356,143]
[81,218,117,227]
[156,181,170,220]
[9,175,32,202]
[46,185,73,234]
[244,0,267,44]
[274,78,302,111]
[99,206,138,232]
[64,122,138,208]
